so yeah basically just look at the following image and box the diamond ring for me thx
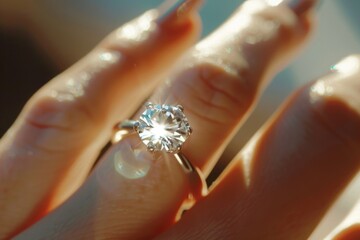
[112,102,206,201]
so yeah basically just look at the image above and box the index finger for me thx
[0,0,202,237]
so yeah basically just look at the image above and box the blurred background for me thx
[0,0,359,239]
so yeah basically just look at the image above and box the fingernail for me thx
[266,0,319,15]
[286,0,318,15]
[157,0,203,26]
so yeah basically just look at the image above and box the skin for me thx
[0,0,359,239]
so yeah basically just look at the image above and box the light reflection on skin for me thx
[331,55,360,76]
[96,140,152,197]
[96,136,181,197]
[310,56,360,104]
[49,50,121,103]
[244,18,280,45]
[112,130,179,182]
[191,2,282,78]
[325,199,360,240]
[239,131,261,188]
[310,80,334,103]
[116,10,157,46]
[265,0,285,7]
[114,147,151,180]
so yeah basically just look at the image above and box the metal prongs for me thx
[147,143,155,153]
[176,145,182,153]
[145,102,154,109]
[161,106,167,113]
[133,121,140,131]
[177,104,184,111]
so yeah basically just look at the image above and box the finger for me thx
[15,136,193,239]
[325,199,360,240]
[15,0,317,239]
[0,0,201,237]
[156,55,360,240]
[146,0,315,176]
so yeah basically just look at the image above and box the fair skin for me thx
[0,0,359,239]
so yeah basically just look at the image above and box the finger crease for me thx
[173,93,225,125]
[181,80,237,119]
[199,69,246,108]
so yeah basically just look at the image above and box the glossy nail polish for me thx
[266,0,318,15]
[157,0,203,26]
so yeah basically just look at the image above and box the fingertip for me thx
[307,55,360,147]
[264,0,318,16]
[103,1,202,53]
[157,0,204,28]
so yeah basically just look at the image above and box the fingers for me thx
[146,0,316,175]
[15,0,317,239]
[156,55,360,240]
[15,136,192,239]
[0,0,201,237]
[325,198,360,240]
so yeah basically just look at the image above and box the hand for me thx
[0,0,359,239]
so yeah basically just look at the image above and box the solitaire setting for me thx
[113,102,206,200]
[135,103,192,153]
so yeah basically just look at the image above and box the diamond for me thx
[136,103,191,153]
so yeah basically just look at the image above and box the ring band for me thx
[112,103,207,201]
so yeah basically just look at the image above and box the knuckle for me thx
[25,91,95,137]
[21,92,96,152]
[197,61,254,108]
[176,59,254,124]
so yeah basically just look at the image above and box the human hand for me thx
[0,0,359,239]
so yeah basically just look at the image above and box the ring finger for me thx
[148,0,316,176]
[16,0,317,239]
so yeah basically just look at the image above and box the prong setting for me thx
[114,103,204,201]
[161,106,167,113]
[189,127,193,134]
[136,103,192,153]
[147,143,155,153]
[177,105,184,111]
[145,102,154,109]
[176,145,182,153]
[133,121,140,132]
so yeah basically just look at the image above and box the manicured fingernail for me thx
[266,0,318,15]
[157,0,203,26]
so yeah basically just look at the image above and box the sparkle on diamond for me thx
[136,104,191,153]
